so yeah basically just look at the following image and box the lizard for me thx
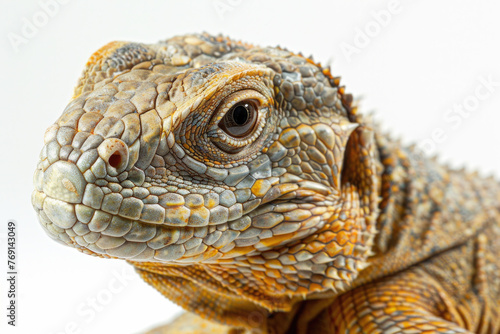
[31,33,500,334]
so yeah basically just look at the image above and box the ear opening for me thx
[340,125,379,213]
[340,128,357,186]
[339,124,380,255]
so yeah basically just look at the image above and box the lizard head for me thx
[32,34,379,326]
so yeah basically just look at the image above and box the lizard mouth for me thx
[32,152,335,263]
[31,155,227,261]
[32,150,293,262]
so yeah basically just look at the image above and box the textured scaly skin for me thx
[32,33,500,334]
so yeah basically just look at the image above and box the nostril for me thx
[108,151,122,169]
[97,138,129,175]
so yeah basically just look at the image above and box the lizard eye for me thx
[218,100,258,138]
[209,90,268,154]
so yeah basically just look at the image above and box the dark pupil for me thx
[232,105,249,125]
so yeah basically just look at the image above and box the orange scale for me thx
[335,230,349,246]
[317,231,336,243]
[325,242,343,258]
[295,286,310,295]
[262,276,277,286]
[341,243,354,256]
[265,268,281,279]
[308,282,324,291]
[305,241,325,254]
[349,230,359,243]
[330,220,345,232]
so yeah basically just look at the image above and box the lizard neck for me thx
[355,131,500,285]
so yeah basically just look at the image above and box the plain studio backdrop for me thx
[1,1,499,333]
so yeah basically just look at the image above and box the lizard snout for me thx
[33,160,87,233]
[42,160,87,204]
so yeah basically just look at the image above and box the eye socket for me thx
[218,100,258,138]
[208,90,269,155]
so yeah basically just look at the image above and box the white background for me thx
[1,1,499,333]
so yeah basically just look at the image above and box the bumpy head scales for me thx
[32,33,379,326]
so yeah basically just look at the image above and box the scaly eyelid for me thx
[208,89,269,127]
